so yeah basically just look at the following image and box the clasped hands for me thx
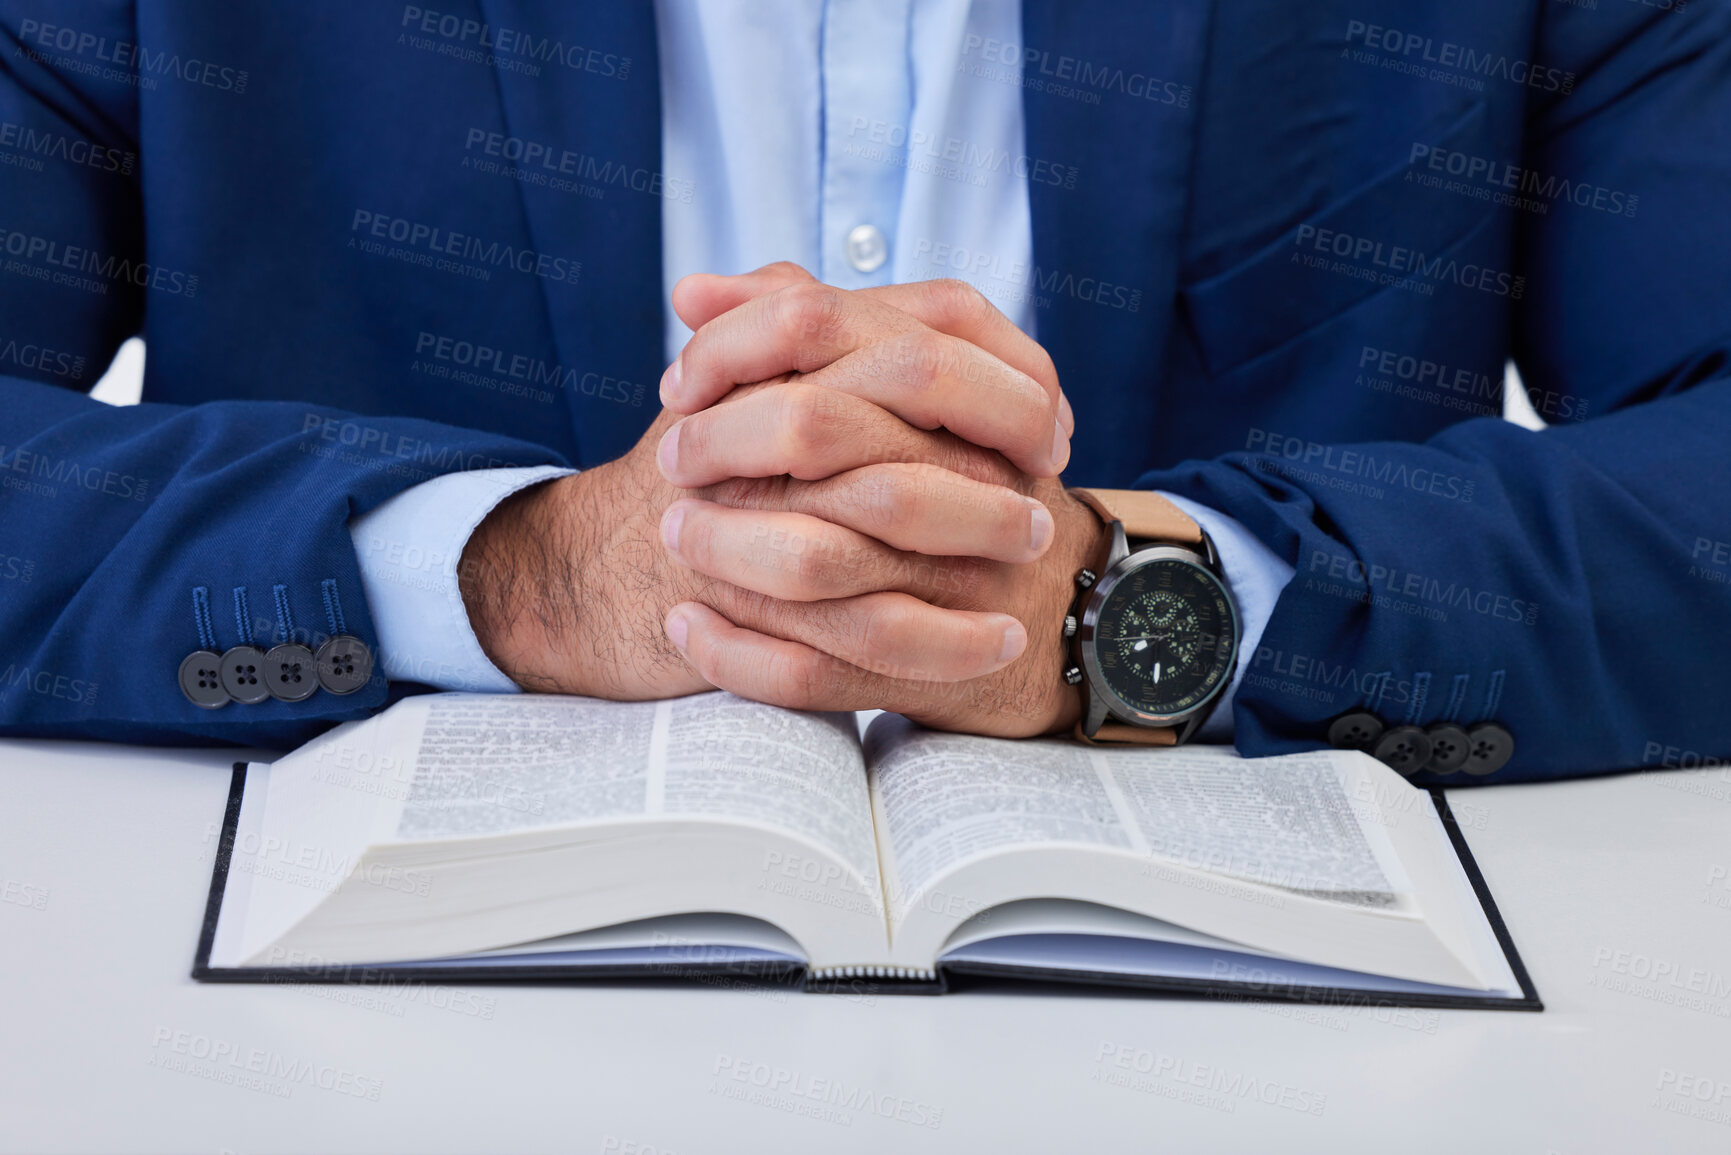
[461,263,1106,737]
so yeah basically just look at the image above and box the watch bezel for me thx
[1078,542,1242,730]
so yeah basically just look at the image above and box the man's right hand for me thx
[457,269,1069,702]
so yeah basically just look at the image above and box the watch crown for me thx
[1075,568,1097,590]
[1063,614,1077,639]
[1063,665,1084,686]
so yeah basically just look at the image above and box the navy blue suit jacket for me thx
[2,0,1727,783]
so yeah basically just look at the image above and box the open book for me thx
[195,692,1538,1008]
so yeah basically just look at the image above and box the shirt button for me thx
[846,224,887,273]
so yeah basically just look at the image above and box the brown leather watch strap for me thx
[1070,488,1202,545]
[1074,720,1180,746]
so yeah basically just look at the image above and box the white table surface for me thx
[3,735,1729,1155]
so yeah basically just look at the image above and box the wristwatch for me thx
[1063,489,1241,745]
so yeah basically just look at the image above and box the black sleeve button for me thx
[1422,723,1471,774]
[263,643,319,702]
[218,645,271,705]
[1327,711,1385,750]
[1464,723,1514,776]
[1372,725,1433,777]
[178,650,230,709]
[315,635,373,695]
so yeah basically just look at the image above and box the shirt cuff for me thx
[349,466,576,692]
[1155,491,1296,743]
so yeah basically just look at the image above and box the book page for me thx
[392,694,876,885]
[868,726,1134,911]
[868,720,1396,916]
[1101,747,1397,906]
[396,696,658,840]
[658,693,879,885]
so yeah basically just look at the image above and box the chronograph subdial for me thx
[1113,591,1202,677]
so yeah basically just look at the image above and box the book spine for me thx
[808,964,937,982]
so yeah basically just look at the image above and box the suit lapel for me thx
[473,0,664,466]
[1023,0,1213,486]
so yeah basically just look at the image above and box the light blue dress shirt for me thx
[349,0,1294,737]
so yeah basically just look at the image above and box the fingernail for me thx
[660,504,684,552]
[1051,421,1070,473]
[659,355,684,406]
[1028,500,1054,554]
[657,423,681,478]
[998,619,1028,664]
[1058,391,1075,435]
[665,607,689,651]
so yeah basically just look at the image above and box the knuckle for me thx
[927,277,989,324]
[841,465,921,537]
[854,598,912,663]
[898,329,953,390]
[769,649,828,710]
[779,385,846,466]
[1033,347,1060,391]
[787,535,842,592]
[776,283,850,354]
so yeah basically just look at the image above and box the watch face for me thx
[1087,553,1238,721]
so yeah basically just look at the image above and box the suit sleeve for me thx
[1140,2,1731,783]
[0,4,567,747]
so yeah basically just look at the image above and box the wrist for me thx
[458,453,708,700]
[458,472,585,692]
[1039,487,1112,734]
